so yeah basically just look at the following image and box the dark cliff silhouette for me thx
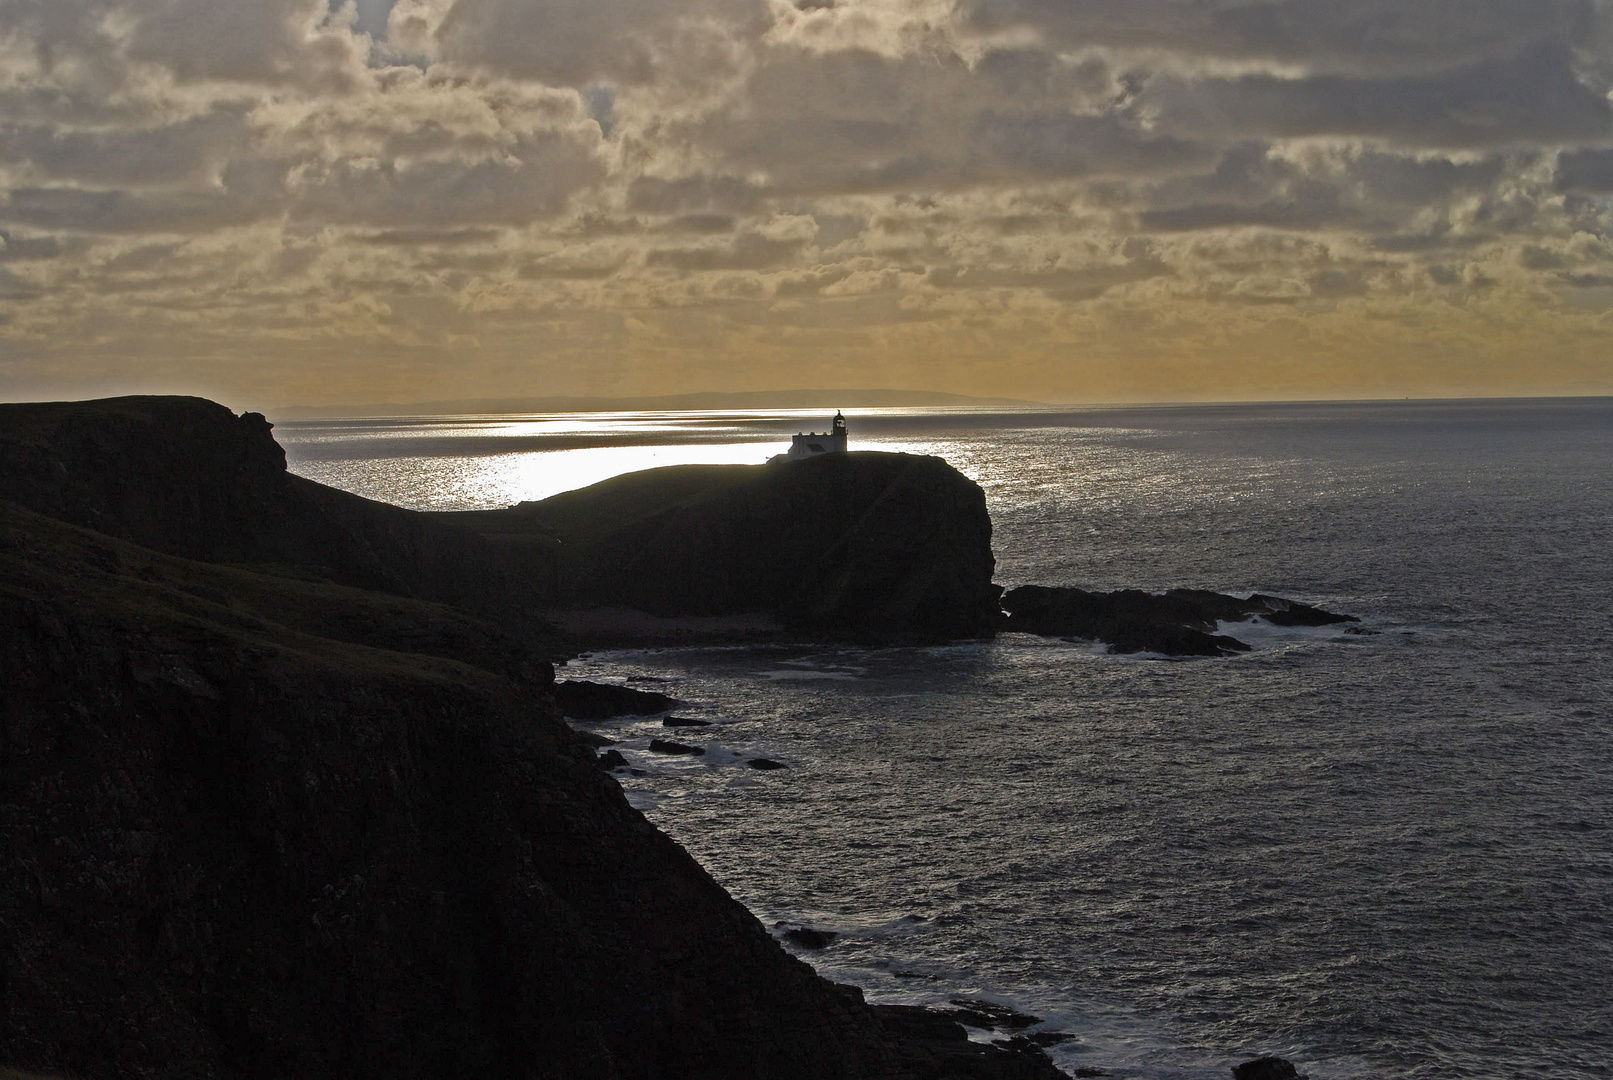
[0,396,517,617]
[444,451,1002,643]
[0,397,1056,1080]
[0,396,1001,645]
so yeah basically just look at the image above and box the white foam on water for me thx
[1216,617,1360,651]
[797,951,1233,1080]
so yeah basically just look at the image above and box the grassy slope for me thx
[441,463,758,545]
[0,499,545,689]
[0,395,203,442]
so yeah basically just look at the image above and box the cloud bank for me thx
[3,0,1613,405]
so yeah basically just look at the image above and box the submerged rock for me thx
[1232,1057,1306,1080]
[1100,622,1251,657]
[748,757,789,770]
[647,738,705,756]
[662,715,712,727]
[1002,585,1355,656]
[781,926,838,949]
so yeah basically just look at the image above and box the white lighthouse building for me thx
[772,411,848,463]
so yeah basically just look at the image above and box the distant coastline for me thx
[273,388,1046,419]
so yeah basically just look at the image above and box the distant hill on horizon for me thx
[273,388,1045,419]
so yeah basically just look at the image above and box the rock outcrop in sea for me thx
[1002,584,1356,655]
[0,396,1056,1080]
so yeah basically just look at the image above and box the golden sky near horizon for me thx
[4,0,1613,407]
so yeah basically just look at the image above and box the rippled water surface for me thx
[280,400,1613,1079]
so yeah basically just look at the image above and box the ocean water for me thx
[277,400,1613,1079]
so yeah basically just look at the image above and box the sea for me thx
[276,399,1613,1080]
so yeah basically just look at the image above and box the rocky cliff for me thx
[0,397,530,620]
[445,452,1002,643]
[0,398,1056,1080]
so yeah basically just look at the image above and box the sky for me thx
[4,0,1613,408]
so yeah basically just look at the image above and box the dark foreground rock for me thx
[443,451,1002,644]
[870,1005,1065,1080]
[0,502,1059,1080]
[945,999,1041,1031]
[1002,585,1356,656]
[0,400,1062,1080]
[552,678,676,718]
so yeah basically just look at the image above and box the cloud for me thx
[1557,147,1613,192]
[1146,45,1612,148]
[690,46,1211,194]
[960,0,1602,75]
[425,0,768,85]
[285,135,606,226]
[0,107,253,188]
[94,0,375,93]
[628,174,766,214]
[2,0,1613,405]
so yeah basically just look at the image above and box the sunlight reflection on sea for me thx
[274,407,1023,507]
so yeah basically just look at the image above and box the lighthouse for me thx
[774,411,848,462]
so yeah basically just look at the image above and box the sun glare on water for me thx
[274,409,939,510]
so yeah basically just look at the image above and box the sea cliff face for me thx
[0,397,1054,1080]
